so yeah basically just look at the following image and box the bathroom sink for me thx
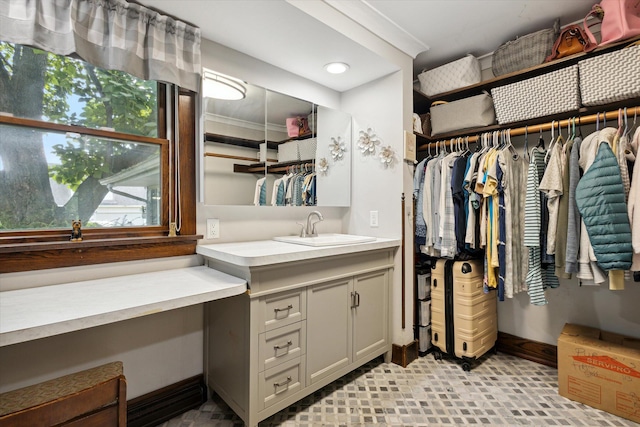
[273,233,376,247]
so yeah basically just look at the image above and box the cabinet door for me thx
[306,278,352,386]
[353,270,389,363]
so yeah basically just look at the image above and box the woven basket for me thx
[298,138,317,161]
[417,54,482,97]
[579,45,640,106]
[277,141,299,163]
[491,65,580,124]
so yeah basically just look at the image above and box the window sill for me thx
[0,235,202,274]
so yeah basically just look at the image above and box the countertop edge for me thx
[196,238,401,267]
[0,266,247,347]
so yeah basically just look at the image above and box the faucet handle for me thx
[310,221,320,236]
[296,222,307,238]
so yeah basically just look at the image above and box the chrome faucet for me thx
[297,210,324,237]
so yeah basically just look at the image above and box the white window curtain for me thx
[0,0,201,92]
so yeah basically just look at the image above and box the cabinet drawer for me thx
[258,357,305,410]
[259,321,306,372]
[261,289,306,332]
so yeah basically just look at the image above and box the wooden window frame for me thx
[0,87,200,273]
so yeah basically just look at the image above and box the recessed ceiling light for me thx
[203,71,246,100]
[324,62,350,74]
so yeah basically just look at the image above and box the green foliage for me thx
[0,41,160,229]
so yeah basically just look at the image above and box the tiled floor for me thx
[159,352,637,427]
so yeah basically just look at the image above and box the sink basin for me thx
[273,233,376,247]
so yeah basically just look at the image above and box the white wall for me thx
[341,71,415,347]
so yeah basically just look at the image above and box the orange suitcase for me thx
[431,259,497,370]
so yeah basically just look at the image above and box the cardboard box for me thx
[558,323,640,423]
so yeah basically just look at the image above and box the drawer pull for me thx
[274,340,293,351]
[274,304,293,313]
[273,376,292,388]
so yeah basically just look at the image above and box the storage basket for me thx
[430,93,496,135]
[417,54,482,97]
[298,137,317,160]
[491,20,559,76]
[579,44,640,106]
[278,141,299,162]
[417,272,431,299]
[419,325,432,352]
[419,300,431,326]
[491,65,580,124]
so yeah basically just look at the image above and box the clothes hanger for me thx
[524,126,530,162]
[545,120,557,163]
[507,129,519,160]
[577,115,583,139]
[537,127,545,150]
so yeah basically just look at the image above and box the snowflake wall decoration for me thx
[357,128,380,155]
[379,145,395,168]
[330,136,346,161]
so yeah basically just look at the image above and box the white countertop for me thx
[0,266,247,347]
[196,237,401,267]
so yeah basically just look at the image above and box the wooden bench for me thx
[0,361,126,426]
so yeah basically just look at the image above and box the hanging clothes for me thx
[524,147,560,305]
[565,138,582,275]
[414,157,429,246]
[628,127,640,272]
[539,140,563,256]
[498,147,528,298]
[254,177,266,206]
[576,141,633,292]
[577,128,617,285]
[439,151,460,258]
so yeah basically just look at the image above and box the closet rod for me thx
[204,152,277,162]
[419,105,640,150]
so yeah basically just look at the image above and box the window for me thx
[0,42,198,273]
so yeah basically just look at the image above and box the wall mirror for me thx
[202,70,351,207]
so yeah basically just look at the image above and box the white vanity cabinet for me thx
[198,239,398,427]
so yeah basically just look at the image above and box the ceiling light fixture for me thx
[203,71,246,100]
[324,62,350,74]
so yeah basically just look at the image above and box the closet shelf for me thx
[233,158,315,174]
[417,99,640,147]
[417,105,640,150]
[413,35,640,107]
[204,132,279,150]
[204,152,277,163]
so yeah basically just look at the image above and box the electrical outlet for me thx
[370,210,379,227]
[206,218,220,239]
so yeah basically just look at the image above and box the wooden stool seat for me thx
[0,361,126,426]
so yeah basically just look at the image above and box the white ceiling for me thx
[141,0,595,92]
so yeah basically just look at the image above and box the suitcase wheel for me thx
[462,361,471,372]
[433,350,442,361]
[461,262,472,274]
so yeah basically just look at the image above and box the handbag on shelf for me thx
[545,25,590,62]
[491,19,559,76]
[583,0,640,51]
[285,116,310,138]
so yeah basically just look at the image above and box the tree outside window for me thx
[0,41,162,231]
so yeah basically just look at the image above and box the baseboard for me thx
[496,331,558,368]
[391,340,419,367]
[127,375,207,427]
